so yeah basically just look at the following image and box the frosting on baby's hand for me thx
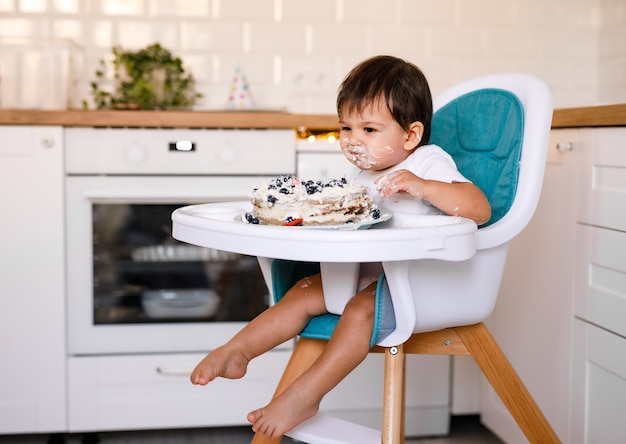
[374,173,398,198]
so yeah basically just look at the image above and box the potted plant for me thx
[85,43,201,110]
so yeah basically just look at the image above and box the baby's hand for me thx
[375,170,426,199]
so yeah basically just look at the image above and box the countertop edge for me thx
[1,105,625,129]
[0,109,340,130]
[550,104,626,128]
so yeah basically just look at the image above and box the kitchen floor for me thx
[1,416,503,444]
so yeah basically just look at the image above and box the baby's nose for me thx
[347,138,362,147]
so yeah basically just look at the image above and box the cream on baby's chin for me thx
[341,139,393,170]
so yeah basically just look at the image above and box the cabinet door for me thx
[572,319,626,444]
[0,126,66,433]
[480,129,577,443]
[576,128,626,232]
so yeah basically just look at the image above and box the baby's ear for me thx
[405,121,424,151]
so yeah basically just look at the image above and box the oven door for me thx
[66,175,283,355]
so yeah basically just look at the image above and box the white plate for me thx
[239,211,392,231]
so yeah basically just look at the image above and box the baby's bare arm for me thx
[375,170,492,225]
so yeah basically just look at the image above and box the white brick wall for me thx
[0,0,624,112]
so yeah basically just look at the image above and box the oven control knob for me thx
[126,145,146,164]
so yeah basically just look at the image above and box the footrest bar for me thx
[287,413,381,444]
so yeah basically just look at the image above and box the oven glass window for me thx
[93,203,268,325]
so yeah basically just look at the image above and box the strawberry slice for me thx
[283,218,303,226]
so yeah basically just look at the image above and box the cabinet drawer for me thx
[572,319,626,444]
[577,128,626,231]
[68,351,291,432]
[574,224,626,337]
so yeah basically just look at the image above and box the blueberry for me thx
[279,188,290,195]
[303,180,322,194]
[244,213,260,224]
[370,208,381,219]
[267,195,277,204]
[326,179,344,188]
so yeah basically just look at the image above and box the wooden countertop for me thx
[0,104,625,129]
[550,104,626,128]
[0,109,339,130]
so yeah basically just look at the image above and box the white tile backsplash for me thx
[101,0,146,16]
[148,0,211,17]
[0,0,625,111]
[397,0,456,26]
[457,0,515,26]
[216,0,275,21]
[249,22,307,52]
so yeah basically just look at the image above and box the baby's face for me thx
[338,99,412,171]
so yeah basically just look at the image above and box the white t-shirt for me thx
[355,144,469,218]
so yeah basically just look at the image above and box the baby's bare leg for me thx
[190,274,327,385]
[248,283,377,438]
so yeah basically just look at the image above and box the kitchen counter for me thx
[550,103,626,128]
[0,103,625,129]
[0,109,339,130]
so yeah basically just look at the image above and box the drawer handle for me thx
[156,366,192,377]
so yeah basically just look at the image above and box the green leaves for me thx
[86,43,202,110]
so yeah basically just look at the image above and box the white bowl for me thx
[141,289,220,319]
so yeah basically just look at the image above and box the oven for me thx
[65,127,296,356]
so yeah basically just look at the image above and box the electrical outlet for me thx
[287,68,334,93]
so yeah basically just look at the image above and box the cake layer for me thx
[245,175,380,226]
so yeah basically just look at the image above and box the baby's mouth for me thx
[343,142,378,169]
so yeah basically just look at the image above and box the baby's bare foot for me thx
[247,386,320,438]
[190,345,249,385]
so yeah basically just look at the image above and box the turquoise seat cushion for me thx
[271,259,393,348]
[430,89,524,226]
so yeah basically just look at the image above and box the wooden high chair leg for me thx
[382,344,406,444]
[251,337,327,444]
[454,323,560,444]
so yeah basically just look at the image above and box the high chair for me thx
[251,73,557,444]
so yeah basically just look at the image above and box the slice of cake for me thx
[244,175,381,226]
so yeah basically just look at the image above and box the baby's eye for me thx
[364,127,376,133]
[340,126,351,132]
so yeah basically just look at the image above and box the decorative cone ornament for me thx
[227,67,255,109]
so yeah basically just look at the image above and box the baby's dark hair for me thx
[336,55,433,146]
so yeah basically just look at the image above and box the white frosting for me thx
[246,175,380,226]
[340,139,393,170]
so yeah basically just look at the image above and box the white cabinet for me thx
[481,129,578,443]
[571,128,626,444]
[571,320,626,444]
[67,351,292,432]
[481,127,626,444]
[0,126,66,434]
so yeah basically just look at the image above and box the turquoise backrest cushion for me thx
[430,89,524,226]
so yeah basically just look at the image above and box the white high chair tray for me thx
[172,201,477,263]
